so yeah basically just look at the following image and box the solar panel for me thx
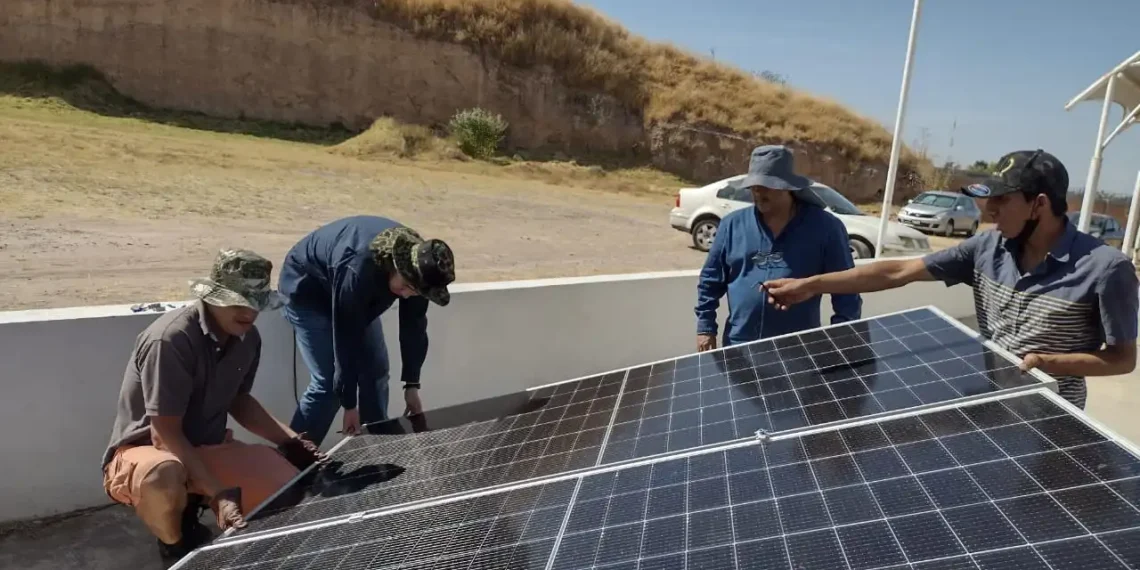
[601,307,1046,464]
[175,477,580,570]
[174,388,1140,569]
[232,371,626,537]
[547,389,1140,570]
[170,306,1094,570]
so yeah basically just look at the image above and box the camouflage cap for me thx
[188,248,287,312]
[370,227,455,307]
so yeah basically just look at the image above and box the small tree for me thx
[448,108,508,160]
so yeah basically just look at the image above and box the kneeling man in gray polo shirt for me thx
[762,149,1138,408]
[101,249,328,565]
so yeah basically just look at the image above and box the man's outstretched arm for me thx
[765,234,984,309]
[765,258,936,308]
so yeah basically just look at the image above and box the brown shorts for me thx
[103,440,300,514]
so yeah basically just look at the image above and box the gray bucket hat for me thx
[731,145,813,191]
[188,248,287,312]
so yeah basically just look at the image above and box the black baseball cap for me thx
[960,149,1069,203]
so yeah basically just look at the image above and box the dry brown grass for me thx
[292,0,915,167]
[0,83,690,224]
[329,116,688,196]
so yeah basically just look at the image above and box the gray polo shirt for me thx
[923,220,1138,408]
[102,301,262,469]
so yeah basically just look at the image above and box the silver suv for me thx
[897,190,981,237]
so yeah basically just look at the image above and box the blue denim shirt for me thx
[696,202,862,345]
[278,216,429,410]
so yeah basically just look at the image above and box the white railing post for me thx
[875,0,923,259]
[1078,73,1117,233]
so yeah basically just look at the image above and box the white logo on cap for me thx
[967,184,992,197]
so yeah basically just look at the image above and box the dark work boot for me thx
[180,494,214,548]
[156,538,195,568]
[155,496,215,567]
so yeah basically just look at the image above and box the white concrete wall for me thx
[0,264,976,523]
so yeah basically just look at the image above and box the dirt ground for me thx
[0,99,961,311]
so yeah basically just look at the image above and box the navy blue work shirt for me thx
[277,216,430,410]
[923,218,1139,408]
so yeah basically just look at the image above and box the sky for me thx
[577,0,1140,196]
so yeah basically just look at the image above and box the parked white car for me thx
[669,175,932,259]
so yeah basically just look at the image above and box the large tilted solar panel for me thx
[548,389,1140,570]
[600,307,1048,464]
[217,307,1053,542]
[173,389,1140,569]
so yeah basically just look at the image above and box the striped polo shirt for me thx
[923,219,1138,408]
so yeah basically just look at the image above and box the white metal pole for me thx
[875,0,923,258]
[1078,73,1117,233]
[1124,170,1140,260]
[1100,102,1140,148]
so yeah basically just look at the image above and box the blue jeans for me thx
[283,303,390,446]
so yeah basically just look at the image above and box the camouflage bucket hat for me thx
[370,227,455,307]
[188,248,287,312]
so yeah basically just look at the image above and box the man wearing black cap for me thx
[278,216,456,444]
[762,149,1138,408]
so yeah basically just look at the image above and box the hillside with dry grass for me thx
[322,0,917,166]
[3,0,928,200]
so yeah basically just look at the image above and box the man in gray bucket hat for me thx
[102,248,328,566]
[695,144,862,351]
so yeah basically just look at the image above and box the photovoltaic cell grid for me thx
[178,477,579,570]
[182,307,1074,568]
[549,391,1140,570]
[228,308,1047,541]
[239,371,624,535]
[600,308,1043,464]
[181,390,1140,570]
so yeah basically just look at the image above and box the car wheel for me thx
[849,238,873,260]
[691,218,719,252]
[967,221,978,237]
[943,220,955,237]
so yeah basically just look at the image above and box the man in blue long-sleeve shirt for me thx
[696,145,861,351]
[277,216,456,445]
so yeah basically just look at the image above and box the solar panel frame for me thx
[181,305,1065,567]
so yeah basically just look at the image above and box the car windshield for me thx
[911,193,958,208]
[809,185,865,216]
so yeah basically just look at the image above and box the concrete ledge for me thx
[0,262,974,523]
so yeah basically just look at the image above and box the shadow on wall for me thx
[0,61,357,146]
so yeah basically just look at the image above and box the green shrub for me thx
[448,108,508,159]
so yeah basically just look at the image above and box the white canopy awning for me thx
[1063,50,1140,234]
[1065,50,1140,149]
